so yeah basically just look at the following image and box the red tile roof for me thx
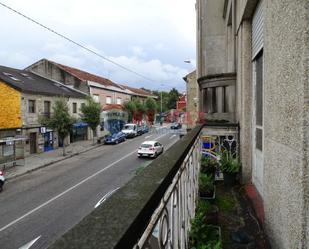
[54,62,124,89]
[119,84,154,97]
[102,104,124,111]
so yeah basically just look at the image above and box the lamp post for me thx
[160,83,164,125]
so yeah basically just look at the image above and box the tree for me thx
[167,88,180,110]
[132,98,146,123]
[123,100,136,122]
[145,98,157,124]
[80,97,101,145]
[41,98,75,156]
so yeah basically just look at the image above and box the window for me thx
[116,97,122,105]
[73,103,77,113]
[93,94,99,103]
[255,51,263,151]
[28,100,35,113]
[44,101,50,113]
[106,96,112,104]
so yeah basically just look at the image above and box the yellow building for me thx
[0,80,22,130]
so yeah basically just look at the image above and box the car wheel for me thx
[161,148,164,154]
[115,140,119,144]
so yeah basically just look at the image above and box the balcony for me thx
[49,124,269,249]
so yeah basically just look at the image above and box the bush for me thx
[199,173,214,196]
[219,150,241,173]
[201,156,218,176]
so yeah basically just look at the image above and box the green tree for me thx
[41,98,75,156]
[145,97,157,124]
[80,97,101,145]
[167,88,180,109]
[123,100,136,122]
[132,98,146,122]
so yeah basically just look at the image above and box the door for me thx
[44,132,54,152]
[29,132,37,154]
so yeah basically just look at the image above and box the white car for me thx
[137,141,164,158]
[122,124,138,138]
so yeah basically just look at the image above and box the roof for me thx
[53,61,124,89]
[102,104,124,111]
[0,65,86,98]
[119,84,156,98]
[27,59,156,98]
[183,70,196,83]
[141,141,158,145]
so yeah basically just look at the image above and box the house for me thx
[196,0,308,248]
[176,94,186,111]
[0,65,88,158]
[183,70,199,129]
[26,59,156,106]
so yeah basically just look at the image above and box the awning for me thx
[73,122,88,128]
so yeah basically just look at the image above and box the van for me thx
[121,124,138,137]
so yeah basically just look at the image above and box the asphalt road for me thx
[0,127,181,249]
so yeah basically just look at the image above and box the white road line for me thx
[19,236,41,249]
[0,133,168,233]
[145,135,153,139]
[169,135,177,139]
[94,187,120,209]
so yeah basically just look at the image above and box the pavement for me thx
[4,140,102,180]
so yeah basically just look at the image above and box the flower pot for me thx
[200,186,216,201]
[223,172,237,187]
[204,205,219,225]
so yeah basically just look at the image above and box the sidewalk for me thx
[5,140,101,180]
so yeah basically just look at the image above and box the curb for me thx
[6,143,103,181]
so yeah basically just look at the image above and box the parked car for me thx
[0,170,5,192]
[137,141,164,158]
[105,132,126,144]
[141,124,149,134]
[171,122,182,129]
[122,124,138,138]
[137,125,143,136]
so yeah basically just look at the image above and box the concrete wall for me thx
[90,87,130,106]
[0,82,22,129]
[196,0,226,78]
[262,0,308,248]
[29,60,89,94]
[185,71,199,129]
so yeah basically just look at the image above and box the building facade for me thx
[183,70,199,129]
[196,0,308,248]
[0,65,88,159]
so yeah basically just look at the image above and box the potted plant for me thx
[196,200,219,225]
[201,156,218,177]
[199,173,215,199]
[219,150,241,187]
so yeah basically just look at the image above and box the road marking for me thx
[19,236,41,249]
[0,133,168,233]
[169,135,177,139]
[145,135,153,139]
[94,187,120,209]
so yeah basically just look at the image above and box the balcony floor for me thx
[214,182,271,249]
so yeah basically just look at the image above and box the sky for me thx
[0,0,196,91]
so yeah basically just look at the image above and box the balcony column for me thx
[216,87,224,113]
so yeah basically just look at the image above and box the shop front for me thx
[100,105,128,135]
[71,122,88,143]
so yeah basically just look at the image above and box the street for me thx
[0,128,180,249]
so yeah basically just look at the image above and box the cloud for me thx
[0,0,195,91]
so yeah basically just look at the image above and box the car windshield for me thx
[123,125,134,130]
[141,144,152,148]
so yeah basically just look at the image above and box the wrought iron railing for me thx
[135,134,202,249]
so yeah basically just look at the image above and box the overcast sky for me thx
[0,0,196,91]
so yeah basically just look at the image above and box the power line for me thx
[0,1,156,83]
